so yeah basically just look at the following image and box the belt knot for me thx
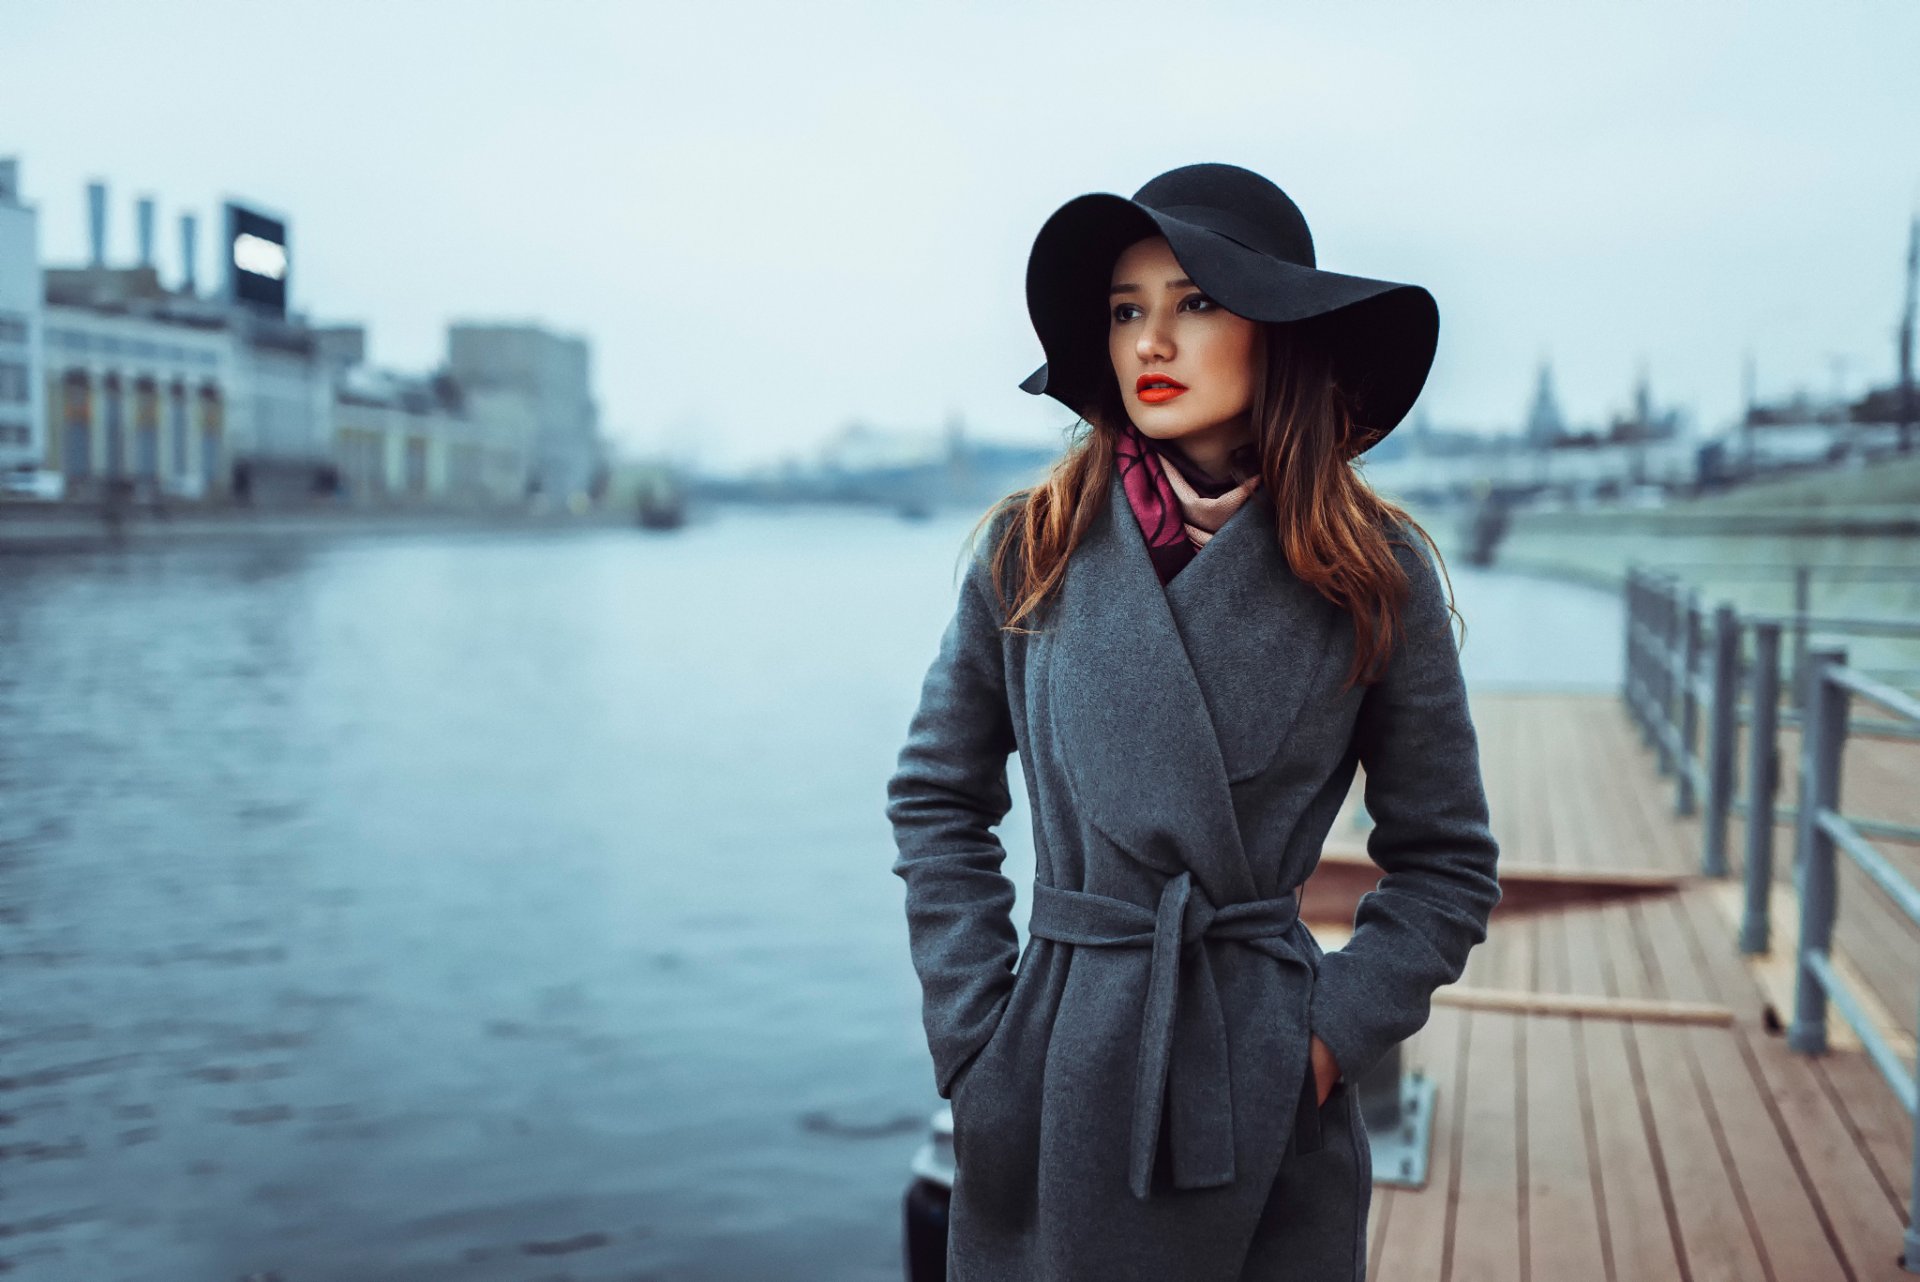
[1027,870,1309,1199]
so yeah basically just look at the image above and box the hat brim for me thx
[1018,192,1437,444]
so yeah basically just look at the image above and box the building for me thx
[445,323,603,507]
[37,178,241,500]
[324,325,526,507]
[12,165,603,511]
[0,159,46,476]
[28,177,334,504]
[40,286,233,499]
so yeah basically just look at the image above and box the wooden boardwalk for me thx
[1318,691,1917,1282]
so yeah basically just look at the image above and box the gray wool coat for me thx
[886,472,1502,1282]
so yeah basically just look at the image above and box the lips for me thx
[1136,372,1188,404]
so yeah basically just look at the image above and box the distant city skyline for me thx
[7,0,1917,474]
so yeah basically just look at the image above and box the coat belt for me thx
[1027,871,1312,1200]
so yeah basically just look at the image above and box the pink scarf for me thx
[1113,421,1263,584]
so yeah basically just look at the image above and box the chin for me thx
[1131,406,1223,440]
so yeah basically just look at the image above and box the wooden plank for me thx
[1535,898,1570,996]
[1371,1003,1468,1279]
[1585,885,1766,1281]
[1524,1013,1609,1281]
[1365,1185,1395,1281]
[1672,879,1915,1279]
[1632,1019,1774,1282]
[1599,900,1656,1001]
[1817,1046,1918,1222]
[1518,696,1557,873]
[1449,692,1920,1279]
[1579,1014,1687,1281]
[1635,894,1853,1281]
[1446,1008,1525,1282]
[1583,696,1696,876]
[1506,911,1540,992]
[1561,902,1612,999]
[1315,851,1687,892]
[1431,986,1732,1025]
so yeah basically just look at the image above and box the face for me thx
[1107,235,1261,460]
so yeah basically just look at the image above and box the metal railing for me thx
[1787,647,1920,1272]
[1622,565,1920,1270]
[1623,566,1920,906]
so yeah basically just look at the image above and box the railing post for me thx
[1702,602,1739,876]
[1789,563,1812,694]
[1622,566,1638,723]
[1635,570,1660,750]
[1739,620,1782,954]
[1655,577,1679,776]
[1787,645,1849,1056]
[1908,1025,1920,1269]
[1676,591,1703,815]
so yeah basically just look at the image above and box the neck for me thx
[1154,420,1256,488]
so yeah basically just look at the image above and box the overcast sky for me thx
[5,0,1917,472]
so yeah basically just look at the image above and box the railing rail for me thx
[1623,565,1920,865]
[1623,565,1920,1270]
[1786,647,1920,1270]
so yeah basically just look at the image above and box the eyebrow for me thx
[1108,277,1195,296]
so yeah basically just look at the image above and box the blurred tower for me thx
[136,196,156,269]
[178,212,198,294]
[86,179,106,266]
[1899,212,1916,454]
[1524,360,1565,449]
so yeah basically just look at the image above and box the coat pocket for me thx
[1292,1067,1345,1158]
[949,934,1043,1107]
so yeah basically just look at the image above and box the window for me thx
[0,315,28,344]
[0,361,27,404]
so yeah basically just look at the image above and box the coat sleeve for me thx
[885,522,1022,1100]
[1307,530,1503,1085]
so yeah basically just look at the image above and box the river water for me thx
[0,507,1621,1281]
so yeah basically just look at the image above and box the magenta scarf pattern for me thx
[1113,421,1263,584]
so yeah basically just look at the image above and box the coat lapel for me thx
[1039,472,1342,907]
[1161,476,1344,785]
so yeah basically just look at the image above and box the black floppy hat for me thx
[1018,162,1438,444]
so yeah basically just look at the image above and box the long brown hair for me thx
[965,320,1457,689]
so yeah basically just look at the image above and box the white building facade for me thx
[0,159,46,475]
[39,301,233,498]
[446,323,603,507]
[331,361,526,507]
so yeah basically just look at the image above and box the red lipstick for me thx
[1136,372,1188,404]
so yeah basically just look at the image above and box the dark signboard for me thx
[223,202,288,316]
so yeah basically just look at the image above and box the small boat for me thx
[636,474,686,530]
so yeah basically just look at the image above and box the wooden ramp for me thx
[1323,691,1916,1282]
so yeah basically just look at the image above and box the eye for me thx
[1111,302,1142,323]
[1181,293,1217,312]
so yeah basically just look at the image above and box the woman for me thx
[885,162,1502,1282]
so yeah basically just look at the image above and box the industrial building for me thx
[0,159,607,511]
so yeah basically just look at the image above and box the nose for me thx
[1135,316,1174,365]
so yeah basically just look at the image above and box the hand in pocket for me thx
[1308,1033,1342,1108]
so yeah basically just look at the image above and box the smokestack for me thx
[136,196,156,268]
[179,213,199,295]
[87,179,107,267]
